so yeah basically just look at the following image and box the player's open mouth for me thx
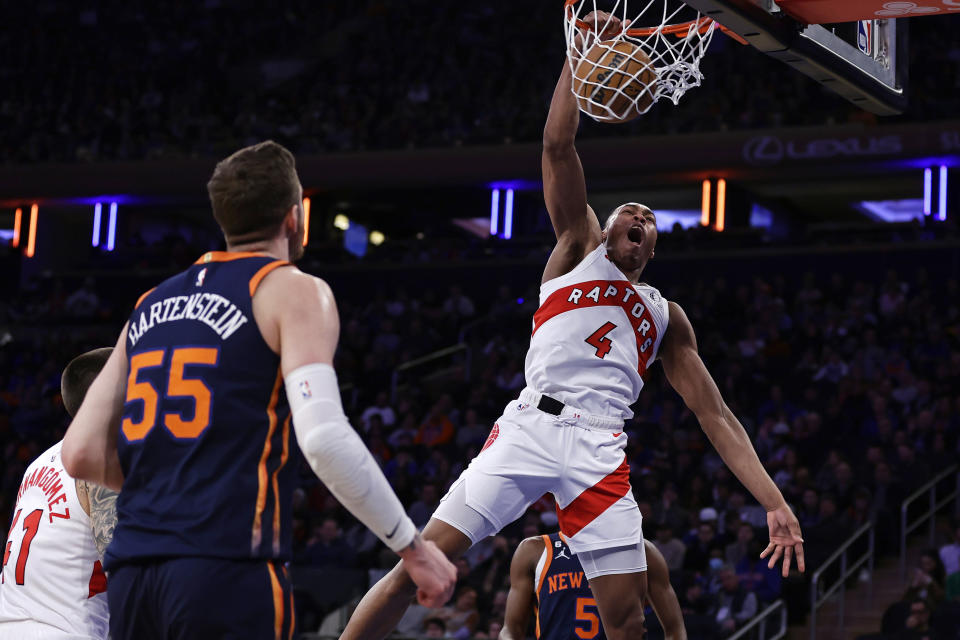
[627,225,644,244]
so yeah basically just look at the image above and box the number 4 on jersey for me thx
[585,322,616,359]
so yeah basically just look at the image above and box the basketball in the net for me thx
[572,40,657,122]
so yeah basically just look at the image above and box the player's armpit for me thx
[77,481,118,560]
[500,537,543,640]
[62,326,128,491]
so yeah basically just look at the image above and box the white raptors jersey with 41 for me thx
[525,244,669,420]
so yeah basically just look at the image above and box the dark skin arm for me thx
[500,536,544,640]
[659,301,805,577]
[644,540,686,640]
[541,12,629,284]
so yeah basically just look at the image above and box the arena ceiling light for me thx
[333,214,350,231]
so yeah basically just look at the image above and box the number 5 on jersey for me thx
[123,347,219,441]
[585,322,617,359]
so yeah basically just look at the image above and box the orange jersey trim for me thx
[282,565,296,640]
[269,414,292,556]
[266,562,284,640]
[134,287,156,309]
[536,535,553,597]
[195,251,268,264]
[249,260,290,297]
[252,367,283,554]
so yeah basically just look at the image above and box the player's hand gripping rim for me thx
[399,534,458,608]
[760,504,806,578]
[573,11,632,51]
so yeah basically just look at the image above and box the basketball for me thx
[572,40,658,122]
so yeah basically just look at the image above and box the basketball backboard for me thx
[683,0,909,115]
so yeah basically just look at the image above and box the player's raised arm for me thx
[659,301,805,577]
[542,60,597,249]
[62,330,128,491]
[499,537,543,640]
[256,267,456,607]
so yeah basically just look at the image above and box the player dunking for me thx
[341,14,803,640]
[1,348,117,640]
[501,534,685,640]
[61,141,455,640]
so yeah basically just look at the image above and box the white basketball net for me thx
[564,0,719,121]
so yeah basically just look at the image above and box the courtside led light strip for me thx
[92,203,102,247]
[490,189,500,236]
[923,168,932,216]
[13,208,22,248]
[302,197,311,247]
[701,180,711,226]
[504,189,514,240]
[106,202,118,251]
[939,166,948,221]
[26,204,38,257]
[715,179,727,232]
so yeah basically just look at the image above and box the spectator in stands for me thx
[443,285,475,319]
[653,524,686,572]
[361,391,397,431]
[684,521,724,574]
[735,539,782,603]
[300,517,357,569]
[724,521,754,567]
[431,585,479,638]
[714,565,758,636]
[940,523,960,577]
[423,617,447,638]
[416,401,455,447]
[904,549,947,606]
[408,483,440,529]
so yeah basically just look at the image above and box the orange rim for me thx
[565,1,748,46]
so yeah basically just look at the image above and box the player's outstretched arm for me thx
[62,328,128,491]
[256,267,456,607]
[659,301,804,577]
[499,537,543,640]
[644,541,686,640]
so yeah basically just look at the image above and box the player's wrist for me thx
[396,530,423,559]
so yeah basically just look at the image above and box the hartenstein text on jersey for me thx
[128,293,249,347]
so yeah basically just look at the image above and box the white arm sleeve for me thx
[285,363,417,552]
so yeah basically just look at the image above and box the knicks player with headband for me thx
[342,13,804,640]
[61,140,456,640]
[1,348,116,640]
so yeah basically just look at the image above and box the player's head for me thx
[601,202,657,275]
[61,347,113,417]
[207,140,305,260]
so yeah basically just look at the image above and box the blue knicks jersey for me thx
[105,252,298,570]
[535,533,606,640]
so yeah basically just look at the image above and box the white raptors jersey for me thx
[0,442,109,639]
[525,244,669,420]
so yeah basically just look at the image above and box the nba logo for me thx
[298,380,312,399]
[196,268,207,287]
[857,20,873,57]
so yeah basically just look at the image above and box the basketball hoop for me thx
[564,0,745,122]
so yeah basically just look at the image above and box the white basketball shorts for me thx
[434,389,643,555]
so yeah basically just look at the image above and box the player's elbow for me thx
[542,135,575,157]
